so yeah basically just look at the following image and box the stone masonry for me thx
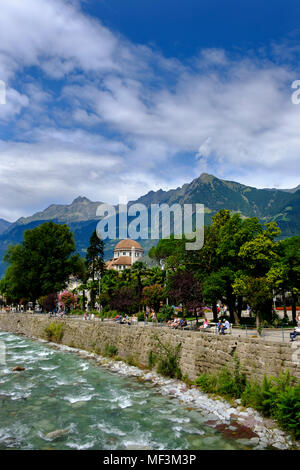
[0,314,299,382]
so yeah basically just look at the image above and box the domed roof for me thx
[114,239,143,251]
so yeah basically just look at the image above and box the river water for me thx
[0,331,253,450]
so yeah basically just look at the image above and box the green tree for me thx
[86,230,105,309]
[142,284,164,313]
[233,276,274,328]
[167,270,203,320]
[279,237,300,324]
[234,221,281,326]
[1,222,77,303]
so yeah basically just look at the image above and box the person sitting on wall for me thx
[171,317,180,329]
[123,314,131,325]
[221,319,230,335]
[290,313,300,341]
[83,311,89,320]
[199,317,210,330]
[217,319,223,334]
[290,328,300,341]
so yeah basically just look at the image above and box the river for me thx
[0,331,256,450]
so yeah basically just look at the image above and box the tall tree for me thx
[167,270,203,320]
[1,222,77,303]
[86,230,105,309]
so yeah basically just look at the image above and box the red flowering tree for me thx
[142,284,164,313]
[167,271,203,321]
[58,291,77,312]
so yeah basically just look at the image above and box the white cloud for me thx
[0,0,299,220]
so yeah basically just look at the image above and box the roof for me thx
[105,259,116,269]
[111,256,132,266]
[114,239,143,251]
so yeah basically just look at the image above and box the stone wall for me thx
[0,313,299,382]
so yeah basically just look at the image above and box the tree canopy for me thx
[0,222,78,302]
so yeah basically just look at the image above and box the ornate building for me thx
[105,239,144,271]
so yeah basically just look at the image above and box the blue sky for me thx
[0,0,300,221]
[84,0,300,56]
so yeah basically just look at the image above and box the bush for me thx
[137,312,145,322]
[274,384,300,438]
[44,322,64,343]
[125,355,138,366]
[103,310,119,319]
[195,356,246,399]
[195,373,218,393]
[153,335,182,379]
[159,304,174,321]
[148,350,157,369]
[241,380,263,409]
[103,343,118,357]
[70,309,84,315]
[196,361,300,440]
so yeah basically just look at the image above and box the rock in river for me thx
[45,429,69,441]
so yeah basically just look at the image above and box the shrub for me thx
[103,343,118,357]
[195,373,218,393]
[196,361,300,441]
[137,312,145,322]
[241,380,263,409]
[153,335,182,379]
[159,304,174,321]
[44,322,64,343]
[196,355,247,399]
[70,309,84,315]
[103,310,119,319]
[148,350,157,369]
[125,355,138,366]
[274,384,300,438]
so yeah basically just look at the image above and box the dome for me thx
[114,239,143,251]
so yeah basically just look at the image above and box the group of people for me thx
[167,317,188,329]
[83,311,95,320]
[112,313,137,325]
[144,310,156,322]
[198,317,230,334]
[217,318,230,335]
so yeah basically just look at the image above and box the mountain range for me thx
[0,173,299,278]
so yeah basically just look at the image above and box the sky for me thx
[1,0,300,221]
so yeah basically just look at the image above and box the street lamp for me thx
[160,260,168,306]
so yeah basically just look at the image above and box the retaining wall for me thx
[0,314,299,382]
